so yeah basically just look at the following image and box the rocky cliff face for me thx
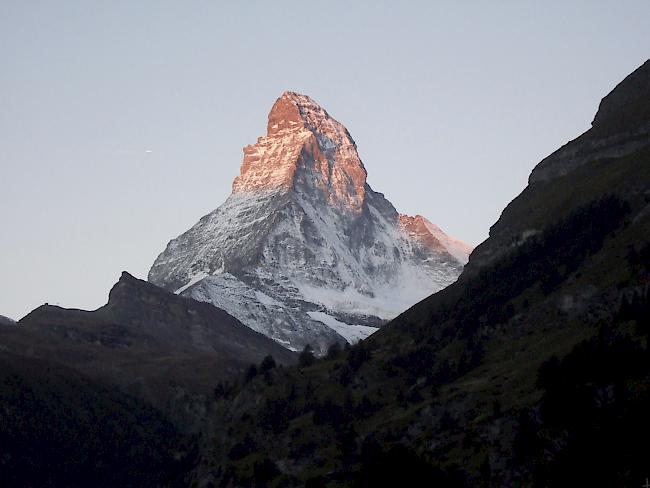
[149,92,471,353]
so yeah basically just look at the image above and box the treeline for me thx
[212,337,466,487]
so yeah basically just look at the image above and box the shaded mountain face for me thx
[0,273,296,486]
[19,272,296,364]
[2,272,295,427]
[0,314,15,326]
[149,91,471,353]
[194,61,650,486]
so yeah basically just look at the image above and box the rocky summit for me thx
[149,92,471,353]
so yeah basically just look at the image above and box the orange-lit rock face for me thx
[399,214,446,253]
[232,92,368,212]
[266,95,304,135]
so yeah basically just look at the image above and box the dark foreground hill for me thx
[0,356,193,487]
[191,60,650,487]
[0,273,296,486]
[0,315,15,326]
[8,272,295,412]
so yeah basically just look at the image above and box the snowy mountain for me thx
[149,92,471,353]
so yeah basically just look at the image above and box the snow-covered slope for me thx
[149,92,471,353]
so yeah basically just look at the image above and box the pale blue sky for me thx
[1,1,649,319]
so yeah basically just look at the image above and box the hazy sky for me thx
[1,1,649,319]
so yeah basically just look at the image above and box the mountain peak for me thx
[266,91,321,135]
[232,92,368,212]
[108,271,161,308]
[119,270,137,282]
[266,91,343,137]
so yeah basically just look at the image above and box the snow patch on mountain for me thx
[307,311,378,344]
[175,271,209,294]
[184,273,339,352]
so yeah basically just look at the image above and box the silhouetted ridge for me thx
[592,59,650,135]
